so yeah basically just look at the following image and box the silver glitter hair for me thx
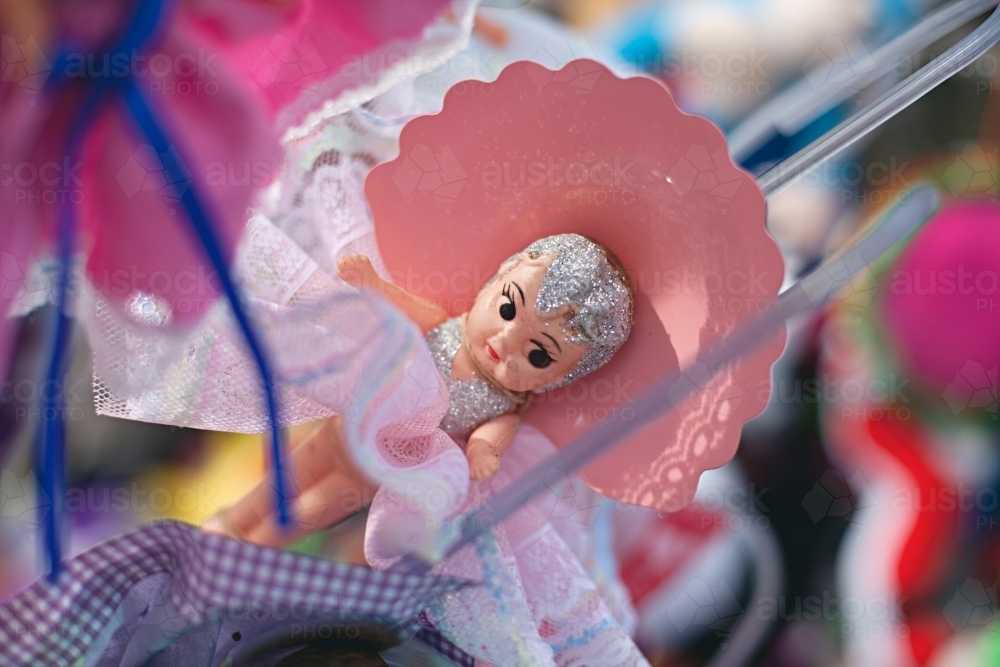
[514,233,634,391]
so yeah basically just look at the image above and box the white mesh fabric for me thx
[82,0,477,432]
[86,96,413,432]
[81,105,474,542]
[86,215,343,433]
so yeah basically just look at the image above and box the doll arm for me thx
[337,253,448,334]
[466,412,520,481]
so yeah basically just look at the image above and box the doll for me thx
[203,233,647,666]
[346,233,633,476]
[78,58,780,666]
[185,58,783,665]
[204,232,634,549]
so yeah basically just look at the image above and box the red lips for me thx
[486,344,500,361]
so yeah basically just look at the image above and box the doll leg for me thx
[204,416,379,548]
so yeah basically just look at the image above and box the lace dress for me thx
[361,318,649,666]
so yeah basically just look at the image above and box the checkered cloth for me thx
[415,612,477,667]
[0,520,473,666]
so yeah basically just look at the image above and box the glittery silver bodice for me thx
[426,318,518,441]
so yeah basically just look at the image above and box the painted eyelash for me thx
[499,283,517,321]
[532,340,551,354]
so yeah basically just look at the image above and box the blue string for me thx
[38,0,288,578]
[120,80,290,528]
[39,0,173,581]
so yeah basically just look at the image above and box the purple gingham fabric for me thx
[0,520,473,666]
[416,612,477,667]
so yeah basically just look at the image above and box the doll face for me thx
[465,253,586,393]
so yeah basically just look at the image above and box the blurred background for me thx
[1,1,997,666]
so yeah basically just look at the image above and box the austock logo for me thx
[525,55,602,103]
[535,469,603,528]
[754,591,908,638]
[2,157,84,204]
[943,578,998,636]
[1,253,90,317]
[665,361,745,413]
[396,355,447,414]
[943,361,998,421]
[116,143,192,213]
[667,576,744,643]
[799,249,878,314]
[251,35,326,91]
[943,143,998,201]
[801,469,876,525]
[4,35,222,98]
[0,470,48,528]
[139,587,191,640]
[803,34,877,92]
[666,144,743,214]
[1,35,51,103]
[1,252,32,303]
[391,143,468,213]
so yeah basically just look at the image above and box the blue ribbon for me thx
[121,80,290,528]
[38,0,288,578]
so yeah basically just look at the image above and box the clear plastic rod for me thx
[425,186,940,567]
[397,5,998,572]
[756,5,1000,197]
[729,0,1000,161]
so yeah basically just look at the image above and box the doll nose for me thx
[494,322,531,356]
[491,332,512,358]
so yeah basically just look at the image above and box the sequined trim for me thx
[426,318,518,441]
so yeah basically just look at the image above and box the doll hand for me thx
[466,438,500,481]
[337,253,380,291]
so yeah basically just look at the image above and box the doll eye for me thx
[528,347,553,369]
[499,284,516,321]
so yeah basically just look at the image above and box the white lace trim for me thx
[278,0,478,143]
